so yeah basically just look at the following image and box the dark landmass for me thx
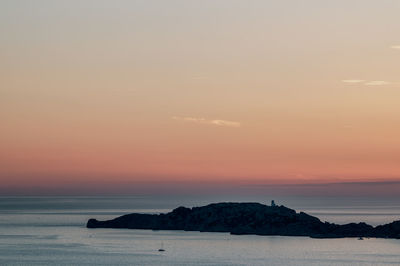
[87,202,400,239]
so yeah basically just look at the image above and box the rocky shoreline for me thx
[87,202,400,239]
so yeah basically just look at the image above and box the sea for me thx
[1,195,400,266]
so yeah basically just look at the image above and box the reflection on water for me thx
[1,196,400,265]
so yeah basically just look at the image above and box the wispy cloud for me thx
[390,45,400,50]
[172,116,241,128]
[210,120,241,127]
[342,79,365,83]
[364,80,390,86]
[342,79,391,86]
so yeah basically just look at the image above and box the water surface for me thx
[1,196,400,265]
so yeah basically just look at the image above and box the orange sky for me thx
[1,1,400,192]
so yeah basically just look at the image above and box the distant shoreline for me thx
[87,202,400,239]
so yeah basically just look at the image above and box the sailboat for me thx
[158,242,165,252]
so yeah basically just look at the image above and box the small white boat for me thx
[158,242,165,252]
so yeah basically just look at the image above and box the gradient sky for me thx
[1,1,400,193]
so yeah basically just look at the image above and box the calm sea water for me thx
[1,195,400,265]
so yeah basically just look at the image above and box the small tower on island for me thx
[271,200,276,207]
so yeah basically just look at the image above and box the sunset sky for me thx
[1,1,400,194]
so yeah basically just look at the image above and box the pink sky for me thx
[1,1,400,194]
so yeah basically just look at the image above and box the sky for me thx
[1,1,400,194]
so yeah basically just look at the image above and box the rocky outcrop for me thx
[86,202,400,239]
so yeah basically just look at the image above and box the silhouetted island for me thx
[87,202,400,239]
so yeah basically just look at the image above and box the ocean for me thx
[1,195,400,265]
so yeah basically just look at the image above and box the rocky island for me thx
[87,202,400,239]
